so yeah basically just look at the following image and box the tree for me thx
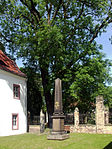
[20,67,43,117]
[0,42,5,52]
[69,53,112,113]
[102,86,112,108]
[0,0,112,125]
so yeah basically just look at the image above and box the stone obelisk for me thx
[47,78,69,140]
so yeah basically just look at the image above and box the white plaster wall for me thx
[0,70,27,136]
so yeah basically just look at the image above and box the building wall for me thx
[0,69,27,136]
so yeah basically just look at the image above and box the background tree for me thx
[69,53,112,113]
[0,0,112,126]
[0,42,5,52]
[20,66,42,117]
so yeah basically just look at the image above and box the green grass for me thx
[0,133,112,149]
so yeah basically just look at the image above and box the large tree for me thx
[0,0,112,125]
[20,66,43,117]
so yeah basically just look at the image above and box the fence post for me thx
[74,107,79,127]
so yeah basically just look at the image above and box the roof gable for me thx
[0,50,26,78]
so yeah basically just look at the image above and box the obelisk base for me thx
[47,133,69,140]
[47,114,69,140]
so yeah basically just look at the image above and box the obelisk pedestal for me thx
[47,78,69,140]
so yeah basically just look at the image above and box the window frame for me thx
[12,113,19,130]
[13,84,20,100]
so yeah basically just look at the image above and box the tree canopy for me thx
[0,0,112,121]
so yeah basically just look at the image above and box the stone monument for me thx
[40,109,45,133]
[47,78,69,140]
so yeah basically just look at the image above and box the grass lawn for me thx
[0,133,112,149]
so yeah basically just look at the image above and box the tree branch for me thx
[46,2,52,25]
[90,16,112,43]
[0,32,13,43]
[51,0,63,24]
[77,0,93,7]
[20,0,41,24]
[29,0,41,22]
[62,2,67,19]
[76,3,84,20]
[21,14,34,25]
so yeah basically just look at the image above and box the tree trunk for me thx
[40,66,54,128]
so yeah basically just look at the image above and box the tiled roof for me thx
[0,50,26,78]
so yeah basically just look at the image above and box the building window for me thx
[13,84,20,99]
[12,114,19,130]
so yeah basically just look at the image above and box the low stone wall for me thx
[74,125,96,134]
[70,96,112,134]
[64,125,74,133]
[102,125,112,134]
[65,124,112,134]
[64,125,70,133]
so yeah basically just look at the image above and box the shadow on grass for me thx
[103,142,112,149]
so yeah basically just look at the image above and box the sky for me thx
[96,25,112,61]
[16,58,23,67]
[95,24,112,81]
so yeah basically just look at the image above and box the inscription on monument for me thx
[55,102,59,110]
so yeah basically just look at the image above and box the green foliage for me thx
[0,42,5,52]
[103,86,112,108]
[0,0,112,115]
[69,54,112,112]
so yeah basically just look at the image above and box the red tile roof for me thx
[0,50,26,78]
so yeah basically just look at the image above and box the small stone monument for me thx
[47,78,69,140]
[74,107,79,127]
[40,109,45,133]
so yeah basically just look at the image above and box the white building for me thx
[0,50,27,136]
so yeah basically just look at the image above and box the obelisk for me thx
[47,78,69,140]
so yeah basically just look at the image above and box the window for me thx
[12,114,19,130]
[13,84,20,99]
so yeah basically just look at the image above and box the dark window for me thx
[12,114,19,130]
[13,84,20,99]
